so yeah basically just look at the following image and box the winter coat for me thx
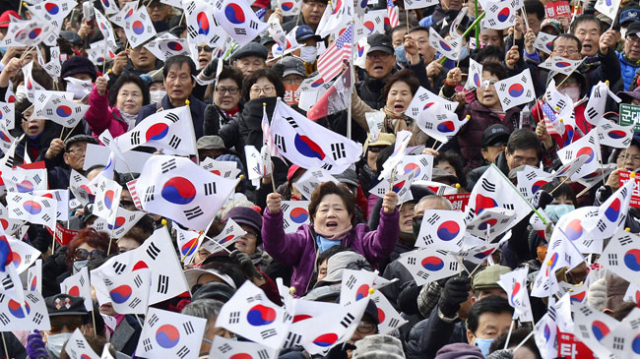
[203,103,242,136]
[405,307,468,359]
[262,207,400,295]
[617,51,640,91]
[457,100,519,173]
[136,94,207,139]
[465,150,510,192]
[84,86,129,139]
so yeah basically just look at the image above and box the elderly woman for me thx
[263,181,400,295]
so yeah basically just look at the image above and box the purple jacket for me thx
[262,207,400,295]
[84,86,128,140]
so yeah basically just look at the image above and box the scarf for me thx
[382,107,409,133]
[118,110,139,131]
[313,224,353,240]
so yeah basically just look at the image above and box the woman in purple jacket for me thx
[263,181,400,295]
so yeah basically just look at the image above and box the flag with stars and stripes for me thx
[386,0,399,27]
[317,24,353,82]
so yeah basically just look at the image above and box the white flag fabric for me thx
[34,189,69,221]
[92,177,122,226]
[293,168,339,200]
[209,336,275,358]
[203,217,247,251]
[585,179,634,239]
[538,56,583,75]
[136,308,207,359]
[278,0,302,16]
[245,145,265,184]
[416,102,469,144]
[428,28,462,60]
[2,166,47,194]
[494,69,536,111]
[516,165,552,200]
[407,86,458,120]
[116,106,197,155]
[584,81,616,126]
[2,19,53,47]
[92,207,146,239]
[216,281,293,349]
[498,266,534,322]
[465,58,483,90]
[597,121,634,149]
[270,100,362,174]
[600,308,640,358]
[27,0,76,28]
[404,0,438,9]
[571,302,617,359]
[60,266,93,311]
[396,155,433,182]
[0,203,24,235]
[7,238,39,274]
[6,192,57,229]
[594,0,621,20]
[557,129,602,180]
[123,7,157,48]
[135,155,238,230]
[200,158,242,179]
[21,62,46,103]
[0,289,50,331]
[553,206,601,253]
[281,201,311,233]
[378,130,412,180]
[213,0,268,47]
[94,9,118,50]
[599,230,640,287]
[531,229,584,297]
[98,0,120,14]
[64,329,100,359]
[31,91,89,128]
[144,37,191,61]
[184,0,227,49]
[465,208,516,240]
[369,170,416,204]
[339,269,377,306]
[482,0,517,29]
[109,1,138,27]
[398,248,461,286]
[453,242,501,264]
[91,256,151,314]
[545,79,572,114]
[26,259,41,293]
[355,10,385,40]
[370,291,407,334]
[533,31,556,54]
[465,165,532,233]
[534,304,559,358]
[316,0,353,39]
[174,226,201,265]
[69,170,95,207]
[415,209,466,250]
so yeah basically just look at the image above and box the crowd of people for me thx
[1,0,640,357]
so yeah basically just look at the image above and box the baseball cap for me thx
[471,265,511,290]
[627,21,640,37]
[621,6,640,26]
[0,10,19,28]
[45,294,89,317]
[481,124,510,148]
[296,25,321,43]
[367,34,394,55]
[367,133,396,147]
[278,56,306,77]
[184,268,237,290]
[314,252,369,287]
[196,135,226,150]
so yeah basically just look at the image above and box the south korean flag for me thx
[494,69,536,111]
[557,129,602,180]
[135,155,238,231]
[209,336,275,359]
[428,28,462,60]
[91,206,146,239]
[533,31,556,55]
[6,192,57,230]
[136,308,207,359]
[281,201,311,234]
[415,209,466,251]
[184,0,227,49]
[123,7,157,49]
[293,168,339,200]
[0,290,51,331]
[2,166,47,194]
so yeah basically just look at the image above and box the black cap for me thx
[192,282,236,303]
[260,34,275,47]
[621,6,640,25]
[627,21,640,37]
[231,42,268,61]
[45,294,89,317]
[481,124,510,147]
[65,134,99,151]
[367,34,394,55]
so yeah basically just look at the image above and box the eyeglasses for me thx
[366,52,392,60]
[67,147,86,155]
[216,87,239,95]
[242,230,258,239]
[197,46,214,53]
[368,146,386,153]
[50,317,84,333]
[553,47,579,55]
[74,248,107,261]
[622,153,640,162]
[250,86,275,95]
[356,321,376,334]
[120,200,135,208]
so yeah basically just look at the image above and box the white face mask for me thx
[15,84,28,102]
[47,332,73,357]
[300,46,317,63]
[149,90,166,104]
[559,86,581,102]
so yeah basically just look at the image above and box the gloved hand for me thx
[437,276,471,318]
[26,330,49,359]
[417,281,442,318]
[230,250,263,281]
[200,58,219,80]
[587,277,607,312]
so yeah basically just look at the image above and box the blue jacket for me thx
[136,94,207,139]
[618,51,640,91]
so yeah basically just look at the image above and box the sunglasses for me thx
[50,317,84,333]
[74,248,107,261]
[368,146,386,153]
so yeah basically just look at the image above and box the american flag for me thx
[317,25,354,82]
[541,103,559,135]
[387,0,399,28]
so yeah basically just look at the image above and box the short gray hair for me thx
[182,299,224,331]
[417,195,453,210]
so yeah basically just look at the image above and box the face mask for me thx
[73,260,89,274]
[559,86,580,103]
[395,45,407,64]
[300,46,317,63]
[459,46,470,60]
[47,332,73,357]
[537,245,548,263]
[15,84,28,102]
[149,90,166,104]
[544,204,575,222]
[0,47,8,54]
[474,337,495,356]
